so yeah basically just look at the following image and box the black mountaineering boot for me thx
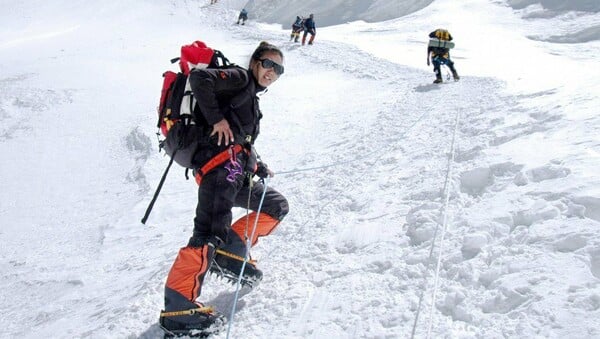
[452,70,460,81]
[209,249,263,288]
[161,244,226,337]
[159,304,226,338]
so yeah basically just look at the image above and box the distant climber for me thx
[427,28,460,83]
[290,16,304,42]
[237,8,248,25]
[302,14,316,45]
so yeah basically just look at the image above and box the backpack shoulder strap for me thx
[210,50,230,68]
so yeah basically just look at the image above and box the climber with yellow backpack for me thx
[427,28,460,84]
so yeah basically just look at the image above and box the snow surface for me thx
[1,0,599,338]
[240,0,435,27]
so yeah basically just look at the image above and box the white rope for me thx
[226,177,269,339]
[444,65,452,81]
[426,109,460,338]
[410,109,460,339]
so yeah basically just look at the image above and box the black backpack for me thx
[142,40,234,224]
[156,41,234,169]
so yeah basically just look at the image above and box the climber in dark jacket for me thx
[237,8,248,25]
[161,41,289,335]
[291,16,304,42]
[302,14,316,45]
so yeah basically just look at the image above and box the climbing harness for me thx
[142,144,248,224]
[224,147,243,182]
[195,144,246,185]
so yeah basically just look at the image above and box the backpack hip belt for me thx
[195,144,249,185]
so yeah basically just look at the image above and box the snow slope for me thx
[1,0,599,338]
[240,0,435,27]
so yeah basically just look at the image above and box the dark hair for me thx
[249,41,284,67]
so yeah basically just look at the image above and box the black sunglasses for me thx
[259,58,284,76]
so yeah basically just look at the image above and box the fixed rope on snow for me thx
[444,65,452,81]
[410,109,461,339]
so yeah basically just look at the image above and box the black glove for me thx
[255,161,272,179]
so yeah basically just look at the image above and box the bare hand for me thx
[211,119,234,146]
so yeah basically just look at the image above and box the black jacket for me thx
[187,67,264,167]
[303,18,316,32]
[189,67,264,145]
